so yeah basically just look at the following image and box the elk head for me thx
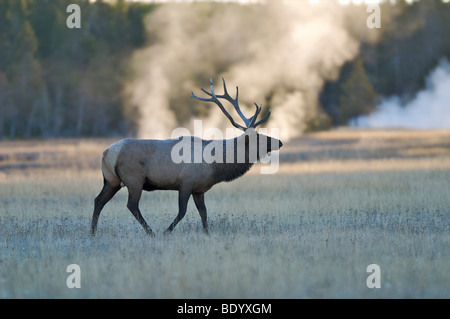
[191,77,283,162]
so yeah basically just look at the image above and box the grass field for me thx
[0,129,449,298]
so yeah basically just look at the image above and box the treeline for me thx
[320,0,450,126]
[0,0,449,139]
[0,0,153,138]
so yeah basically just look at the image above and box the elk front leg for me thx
[127,186,155,237]
[193,193,209,234]
[164,187,191,234]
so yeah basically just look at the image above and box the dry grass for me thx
[0,129,449,298]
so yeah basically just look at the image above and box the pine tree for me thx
[337,57,378,125]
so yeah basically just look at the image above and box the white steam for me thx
[127,1,378,140]
[353,58,450,129]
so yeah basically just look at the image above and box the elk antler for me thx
[191,77,271,131]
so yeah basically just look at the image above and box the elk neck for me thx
[211,137,254,183]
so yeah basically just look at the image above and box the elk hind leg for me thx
[90,178,121,236]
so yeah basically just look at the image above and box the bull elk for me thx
[90,77,283,236]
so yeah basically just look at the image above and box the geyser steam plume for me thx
[353,58,450,129]
[127,1,378,141]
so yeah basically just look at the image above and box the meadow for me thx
[0,129,449,298]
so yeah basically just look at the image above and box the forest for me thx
[0,0,449,139]
[0,0,153,138]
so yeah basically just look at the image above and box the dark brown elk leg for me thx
[90,179,121,236]
[193,193,209,234]
[164,188,191,234]
[127,186,155,237]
